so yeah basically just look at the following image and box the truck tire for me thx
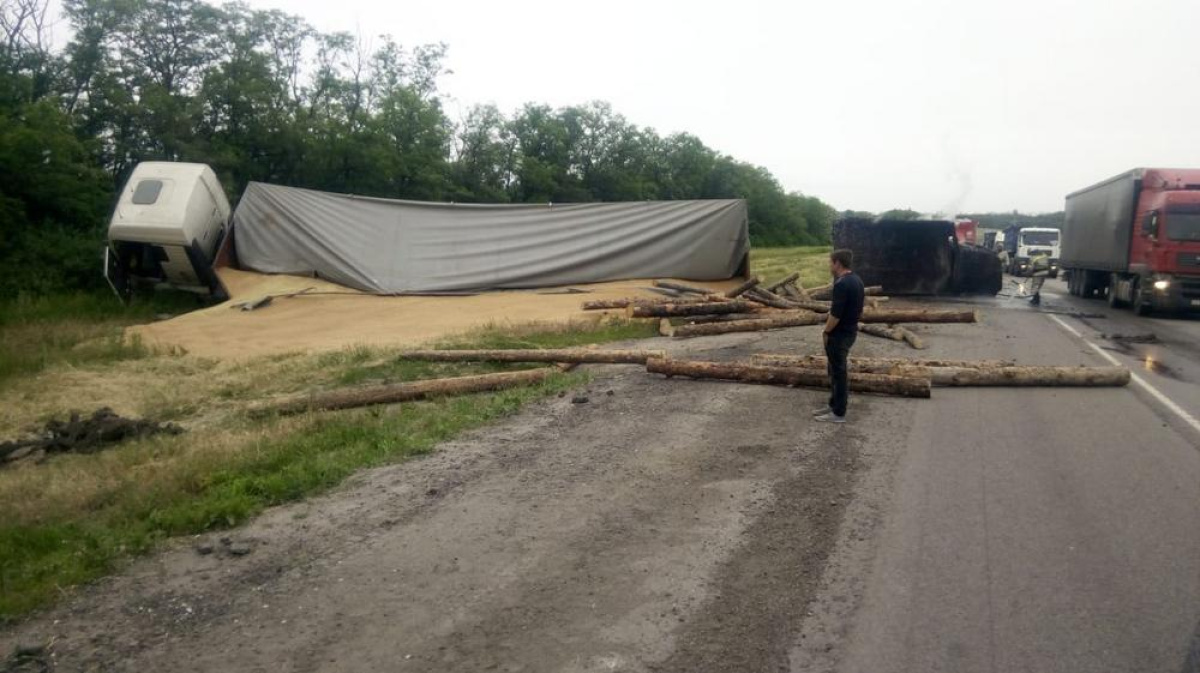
[1107,274,1125,308]
[1133,280,1152,316]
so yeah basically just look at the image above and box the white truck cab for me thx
[105,162,230,300]
[1010,227,1061,278]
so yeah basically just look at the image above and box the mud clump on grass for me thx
[0,407,183,467]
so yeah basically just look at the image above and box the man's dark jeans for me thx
[825,332,857,417]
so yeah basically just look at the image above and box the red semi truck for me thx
[1062,168,1200,315]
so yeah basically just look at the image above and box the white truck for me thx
[105,162,230,301]
[1002,226,1061,277]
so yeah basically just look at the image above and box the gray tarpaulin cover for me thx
[231,183,749,293]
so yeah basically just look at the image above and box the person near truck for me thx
[996,243,1010,271]
[1027,251,1051,305]
[814,249,865,424]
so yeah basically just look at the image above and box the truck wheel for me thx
[1133,281,1152,316]
[1108,275,1125,308]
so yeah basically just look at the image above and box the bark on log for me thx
[672,313,767,325]
[582,296,713,310]
[765,272,800,293]
[896,325,926,350]
[669,312,824,337]
[750,354,1016,369]
[858,323,906,342]
[811,284,883,300]
[258,368,556,416]
[653,280,712,295]
[646,358,931,398]
[629,300,753,318]
[785,298,832,313]
[788,280,812,300]
[745,288,795,310]
[724,276,762,298]
[860,309,977,324]
[397,348,666,365]
[893,365,1131,387]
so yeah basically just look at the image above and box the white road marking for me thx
[1049,314,1200,436]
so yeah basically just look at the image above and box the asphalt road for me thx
[3,283,1199,672]
[825,278,1200,673]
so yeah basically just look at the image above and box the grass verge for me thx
[0,312,656,621]
[750,246,833,290]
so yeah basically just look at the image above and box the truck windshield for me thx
[1021,231,1059,246]
[1165,212,1200,241]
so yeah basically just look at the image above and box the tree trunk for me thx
[724,275,762,298]
[646,358,931,398]
[396,348,666,364]
[582,296,712,310]
[671,313,765,325]
[895,365,1131,387]
[658,318,674,337]
[811,284,882,300]
[861,309,977,324]
[896,325,926,350]
[745,288,796,309]
[744,356,1127,387]
[629,300,753,318]
[858,323,906,342]
[765,272,800,292]
[258,368,556,416]
[653,280,712,295]
[750,354,1016,369]
[669,312,824,337]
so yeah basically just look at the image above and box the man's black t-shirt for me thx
[829,272,865,336]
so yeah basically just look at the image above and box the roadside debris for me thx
[2,641,49,673]
[1,408,183,467]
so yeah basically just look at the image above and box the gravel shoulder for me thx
[0,321,941,672]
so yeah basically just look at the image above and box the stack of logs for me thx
[255,347,1131,415]
[581,274,977,348]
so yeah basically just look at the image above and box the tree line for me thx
[0,0,837,297]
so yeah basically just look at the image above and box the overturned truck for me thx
[105,162,751,300]
[833,218,1001,296]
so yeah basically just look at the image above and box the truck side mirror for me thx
[1143,211,1159,238]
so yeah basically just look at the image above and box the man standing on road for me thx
[815,249,865,424]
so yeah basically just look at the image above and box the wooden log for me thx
[895,325,926,350]
[582,295,714,310]
[653,280,712,295]
[859,323,906,342]
[658,318,674,337]
[396,348,666,365]
[892,365,1131,387]
[786,298,832,313]
[861,309,977,324]
[724,275,762,298]
[765,272,800,293]
[258,368,556,416]
[646,357,931,398]
[788,280,812,300]
[811,284,883,300]
[629,300,752,318]
[750,354,1017,369]
[746,288,795,310]
[672,313,767,325]
[670,312,823,337]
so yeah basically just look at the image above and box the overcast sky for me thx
[233,0,1198,213]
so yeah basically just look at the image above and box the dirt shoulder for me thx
[0,324,929,672]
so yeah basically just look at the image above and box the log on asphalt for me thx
[750,354,1017,369]
[724,276,762,298]
[669,312,823,337]
[645,357,931,398]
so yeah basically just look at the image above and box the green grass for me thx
[0,291,203,384]
[0,315,654,621]
[751,246,833,290]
